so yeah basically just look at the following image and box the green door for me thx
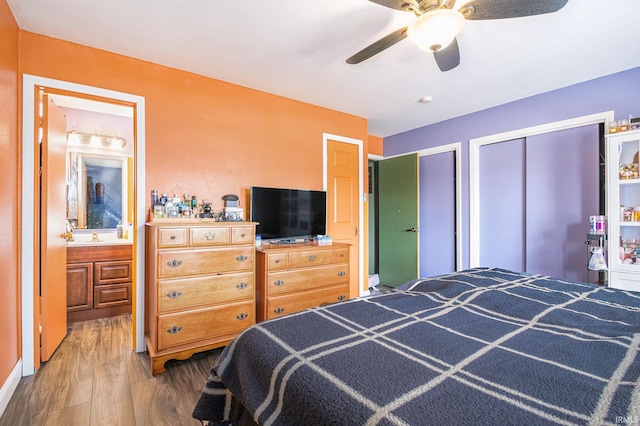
[378,154,419,287]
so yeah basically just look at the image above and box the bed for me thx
[193,267,640,425]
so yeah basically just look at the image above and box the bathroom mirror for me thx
[67,153,130,230]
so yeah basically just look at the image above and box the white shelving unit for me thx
[607,128,640,291]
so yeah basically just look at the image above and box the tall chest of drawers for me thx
[256,242,350,322]
[145,221,257,375]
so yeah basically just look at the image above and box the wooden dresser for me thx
[67,244,133,323]
[256,242,350,322]
[145,221,257,375]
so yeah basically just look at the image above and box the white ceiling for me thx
[8,0,640,137]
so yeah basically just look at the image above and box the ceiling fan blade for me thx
[367,0,417,11]
[433,38,460,72]
[346,26,408,64]
[463,0,569,20]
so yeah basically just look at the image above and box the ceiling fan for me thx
[346,0,569,71]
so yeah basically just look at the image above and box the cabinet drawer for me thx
[267,264,349,296]
[157,302,254,350]
[158,247,254,278]
[158,228,188,248]
[232,227,255,244]
[94,260,132,285]
[267,253,288,270]
[190,227,231,246]
[267,284,349,320]
[288,249,335,268]
[158,272,254,312]
[94,283,131,309]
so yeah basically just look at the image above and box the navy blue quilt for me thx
[193,268,640,425]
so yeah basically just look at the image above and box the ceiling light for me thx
[419,96,433,103]
[407,9,465,52]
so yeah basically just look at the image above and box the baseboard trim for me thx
[0,360,22,418]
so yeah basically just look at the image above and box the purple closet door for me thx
[479,139,526,271]
[525,125,599,282]
[420,152,455,277]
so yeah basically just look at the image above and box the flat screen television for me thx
[250,186,327,241]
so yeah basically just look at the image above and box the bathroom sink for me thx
[66,232,132,246]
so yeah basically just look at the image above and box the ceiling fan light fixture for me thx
[407,9,465,52]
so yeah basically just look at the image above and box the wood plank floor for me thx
[0,314,221,426]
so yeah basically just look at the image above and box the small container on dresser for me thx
[145,221,257,375]
[256,242,351,322]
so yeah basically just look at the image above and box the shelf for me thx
[619,222,640,227]
[619,178,640,185]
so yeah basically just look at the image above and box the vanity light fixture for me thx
[89,132,102,148]
[66,130,82,146]
[66,131,127,150]
[110,135,124,151]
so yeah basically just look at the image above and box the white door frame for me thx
[322,133,365,296]
[382,143,463,272]
[469,111,614,268]
[21,75,147,376]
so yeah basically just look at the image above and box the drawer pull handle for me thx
[338,271,346,277]
[236,282,248,289]
[274,307,285,315]
[274,280,285,286]
[204,232,216,240]
[241,233,246,237]
[166,291,183,299]
[170,235,176,240]
[236,255,249,262]
[340,253,345,257]
[236,313,249,320]
[166,325,183,334]
[167,260,183,268]
[337,295,346,301]
[275,259,281,264]
[308,255,316,261]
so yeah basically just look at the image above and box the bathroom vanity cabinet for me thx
[66,244,133,323]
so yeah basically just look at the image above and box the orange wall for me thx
[368,135,383,156]
[18,32,370,213]
[2,13,371,390]
[0,0,20,388]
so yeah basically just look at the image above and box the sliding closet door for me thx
[525,125,599,282]
[420,152,456,277]
[479,139,526,271]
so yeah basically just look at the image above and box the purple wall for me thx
[384,66,640,269]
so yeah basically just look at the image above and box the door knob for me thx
[405,227,417,233]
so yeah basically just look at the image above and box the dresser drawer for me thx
[288,249,335,268]
[94,260,132,285]
[267,284,349,320]
[157,302,254,350]
[158,247,254,278]
[267,264,349,296]
[158,272,254,312]
[333,247,349,263]
[158,228,188,248]
[190,227,231,247]
[267,253,288,270]
[232,226,255,244]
